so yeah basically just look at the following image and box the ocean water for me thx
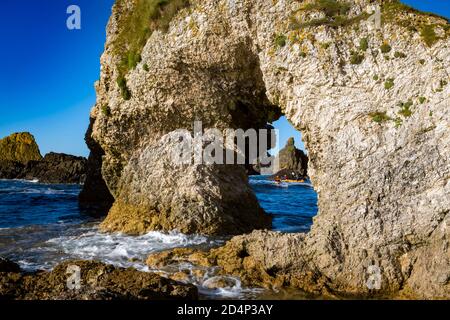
[0,177,318,299]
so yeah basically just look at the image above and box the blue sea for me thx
[0,177,317,298]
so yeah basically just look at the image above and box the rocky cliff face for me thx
[84,0,449,298]
[0,132,42,164]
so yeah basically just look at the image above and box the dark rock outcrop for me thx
[78,118,114,212]
[0,259,198,300]
[23,153,87,184]
[0,257,21,273]
[0,133,87,184]
[0,160,25,180]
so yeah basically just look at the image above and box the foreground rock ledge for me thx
[84,0,450,298]
[0,259,198,300]
[147,230,450,299]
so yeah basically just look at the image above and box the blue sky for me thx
[0,1,448,157]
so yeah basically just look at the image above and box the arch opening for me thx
[247,115,318,234]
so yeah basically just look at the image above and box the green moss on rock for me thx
[350,51,364,65]
[384,78,395,90]
[113,0,190,99]
[370,112,391,124]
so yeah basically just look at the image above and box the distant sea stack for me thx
[275,137,308,177]
[0,132,42,164]
[0,132,87,184]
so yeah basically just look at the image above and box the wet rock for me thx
[202,276,237,289]
[146,248,212,269]
[0,260,198,300]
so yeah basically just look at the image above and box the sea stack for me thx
[0,132,42,164]
[272,137,308,179]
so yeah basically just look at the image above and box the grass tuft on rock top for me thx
[381,1,449,47]
[384,78,395,90]
[420,24,439,47]
[359,38,368,51]
[290,0,369,29]
[113,0,190,99]
[301,0,351,17]
[350,51,364,65]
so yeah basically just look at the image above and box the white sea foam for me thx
[46,228,215,270]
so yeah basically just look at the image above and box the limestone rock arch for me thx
[81,0,449,297]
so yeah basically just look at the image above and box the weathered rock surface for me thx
[100,132,271,235]
[0,132,42,164]
[0,259,198,300]
[0,160,25,180]
[85,0,450,298]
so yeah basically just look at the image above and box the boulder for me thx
[0,257,21,273]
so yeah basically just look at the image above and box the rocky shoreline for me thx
[0,257,197,300]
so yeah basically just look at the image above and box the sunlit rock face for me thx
[0,132,42,164]
[83,0,449,298]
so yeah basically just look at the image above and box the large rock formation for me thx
[0,258,197,300]
[83,0,450,298]
[0,132,42,164]
[272,137,308,177]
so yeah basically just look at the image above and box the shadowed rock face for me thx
[83,0,450,298]
[0,259,198,300]
[23,153,87,184]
